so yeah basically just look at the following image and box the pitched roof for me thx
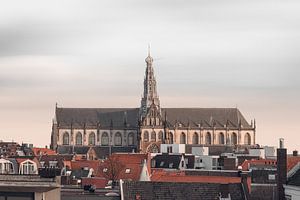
[163,108,251,128]
[152,154,195,169]
[56,107,252,129]
[122,181,246,200]
[56,107,139,128]
[92,146,137,160]
[57,146,90,155]
[32,148,57,156]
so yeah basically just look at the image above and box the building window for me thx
[244,133,251,145]
[144,131,149,142]
[231,132,237,145]
[169,132,174,144]
[180,132,186,144]
[0,159,14,174]
[192,132,199,144]
[88,132,96,145]
[19,160,37,175]
[128,132,134,146]
[151,131,156,142]
[76,132,82,145]
[205,132,211,145]
[167,146,173,153]
[63,132,69,145]
[219,132,225,145]
[125,168,131,174]
[115,132,122,146]
[49,161,58,168]
[158,131,163,141]
[101,132,109,146]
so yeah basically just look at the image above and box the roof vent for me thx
[293,150,298,157]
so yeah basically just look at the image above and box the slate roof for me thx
[56,107,252,129]
[287,168,300,186]
[57,146,90,155]
[152,154,195,169]
[122,181,246,200]
[56,107,139,128]
[92,146,137,160]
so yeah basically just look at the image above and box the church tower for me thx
[140,47,161,118]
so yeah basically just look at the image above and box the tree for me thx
[99,155,125,187]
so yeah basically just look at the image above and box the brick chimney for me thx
[277,138,287,200]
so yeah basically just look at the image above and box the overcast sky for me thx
[0,0,299,152]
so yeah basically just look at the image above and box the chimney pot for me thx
[279,138,284,149]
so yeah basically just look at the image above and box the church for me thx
[50,50,256,153]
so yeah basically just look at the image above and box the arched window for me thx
[144,131,149,142]
[115,132,122,146]
[88,132,96,145]
[244,133,251,145]
[231,132,237,145]
[169,132,174,144]
[192,132,199,144]
[63,132,69,145]
[19,160,37,175]
[158,131,163,141]
[180,132,186,144]
[0,159,14,174]
[128,132,134,146]
[205,132,211,145]
[75,132,82,145]
[151,131,156,142]
[101,132,109,146]
[219,132,225,145]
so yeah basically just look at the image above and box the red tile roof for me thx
[287,156,300,171]
[32,148,57,156]
[150,169,244,184]
[81,177,108,189]
[68,160,101,176]
[240,156,300,172]
[99,153,148,181]
[240,159,277,171]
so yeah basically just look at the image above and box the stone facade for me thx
[51,50,256,153]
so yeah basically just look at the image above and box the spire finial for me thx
[148,43,151,57]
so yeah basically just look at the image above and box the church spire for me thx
[140,46,160,117]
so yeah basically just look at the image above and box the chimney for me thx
[277,138,287,200]
[293,150,298,157]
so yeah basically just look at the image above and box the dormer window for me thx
[19,160,37,175]
[125,168,131,174]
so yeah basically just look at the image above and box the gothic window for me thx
[128,132,134,146]
[244,133,251,145]
[75,132,82,145]
[144,131,149,142]
[219,132,225,145]
[146,143,159,153]
[192,132,199,144]
[205,132,212,145]
[63,132,69,145]
[101,132,109,146]
[169,132,174,144]
[180,132,186,144]
[158,131,163,141]
[115,132,122,146]
[151,131,156,142]
[231,132,237,145]
[88,132,96,145]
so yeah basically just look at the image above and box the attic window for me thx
[160,161,164,167]
[125,168,131,174]
[103,168,108,173]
